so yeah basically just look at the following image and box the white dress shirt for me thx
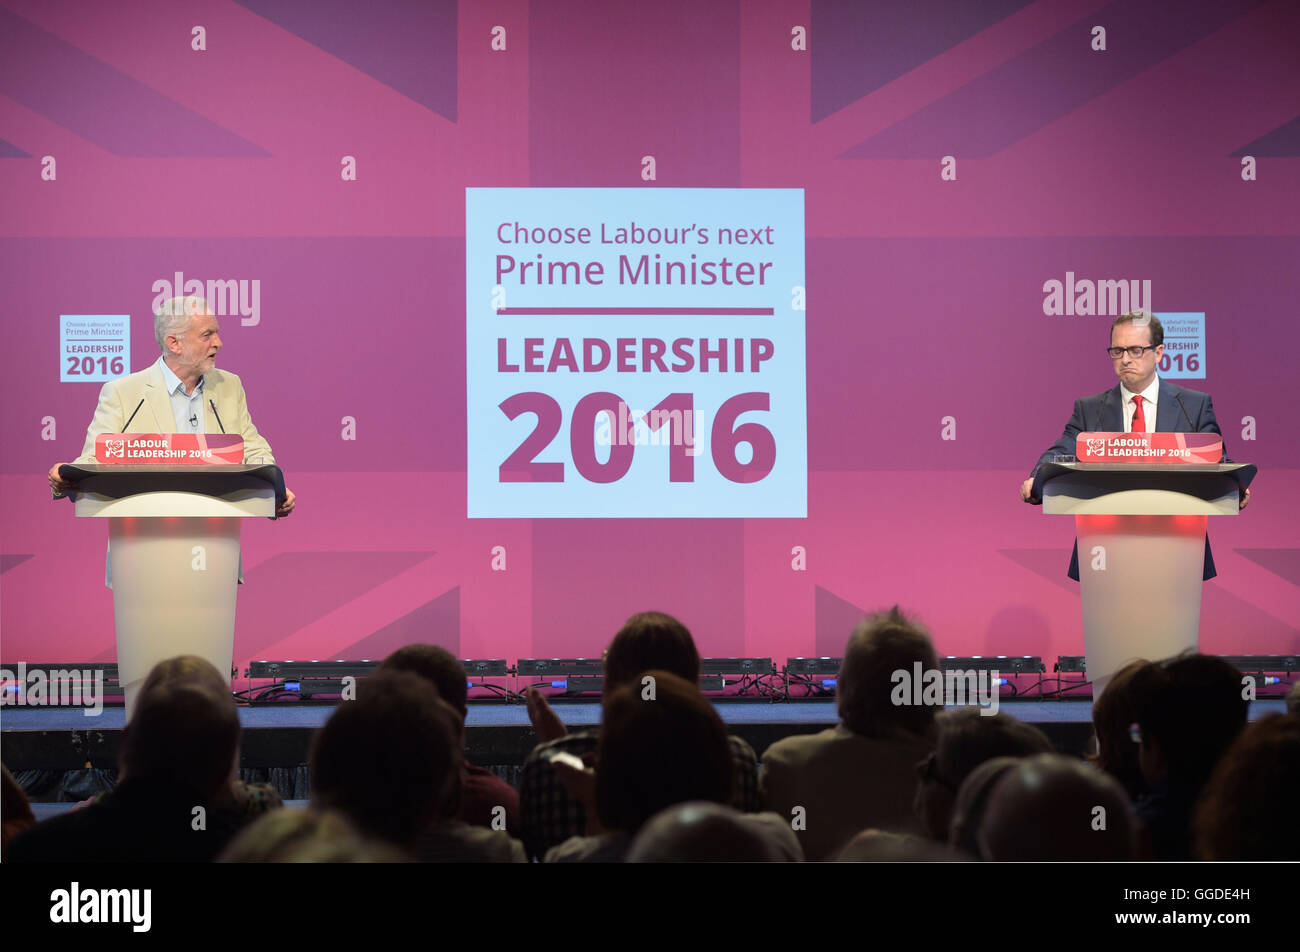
[1120,374,1160,433]
[157,355,205,433]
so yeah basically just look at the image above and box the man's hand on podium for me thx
[47,462,72,497]
[276,488,296,518]
[1019,477,1040,505]
[1239,486,1251,510]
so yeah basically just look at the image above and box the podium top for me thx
[1032,461,1255,506]
[58,463,286,510]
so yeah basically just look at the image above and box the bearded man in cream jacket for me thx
[47,296,295,518]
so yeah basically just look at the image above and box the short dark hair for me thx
[310,671,460,845]
[1090,659,1152,801]
[1131,653,1248,788]
[379,644,468,714]
[979,753,1138,861]
[934,707,1055,789]
[603,612,700,690]
[120,678,240,801]
[838,606,940,738]
[595,671,732,833]
[1111,311,1163,347]
[626,803,787,862]
[138,654,229,699]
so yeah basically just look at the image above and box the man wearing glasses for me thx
[1019,311,1249,580]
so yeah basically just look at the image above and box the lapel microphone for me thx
[209,399,226,434]
[122,399,145,432]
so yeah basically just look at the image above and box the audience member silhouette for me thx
[1089,659,1152,803]
[761,605,940,861]
[946,755,1021,860]
[310,669,525,861]
[1194,713,1300,860]
[836,829,964,862]
[914,707,1054,842]
[519,611,759,860]
[218,807,406,863]
[310,670,458,851]
[626,801,802,862]
[545,670,733,862]
[8,669,244,862]
[980,754,1140,861]
[379,644,520,834]
[1128,654,1248,860]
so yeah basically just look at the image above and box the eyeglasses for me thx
[1107,346,1157,359]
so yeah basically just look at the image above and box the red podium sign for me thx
[1076,432,1222,464]
[95,433,244,464]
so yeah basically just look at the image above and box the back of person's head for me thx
[379,644,468,715]
[602,612,700,691]
[947,756,1022,860]
[1285,681,1300,717]
[596,671,732,834]
[120,676,240,801]
[980,754,1139,861]
[934,708,1054,785]
[626,802,795,862]
[218,807,406,863]
[1130,653,1248,788]
[916,708,1054,839]
[138,654,229,700]
[310,671,460,846]
[836,829,964,862]
[1195,714,1300,860]
[1090,659,1152,801]
[838,605,940,738]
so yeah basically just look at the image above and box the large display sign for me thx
[466,188,806,518]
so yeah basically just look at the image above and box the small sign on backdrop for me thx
[60,315,130,382]
[1157,312,1205,380]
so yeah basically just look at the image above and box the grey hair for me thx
[154,296,212,351]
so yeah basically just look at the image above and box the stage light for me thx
[941,656,1044,674]
[0,662,123,706]
[1052,654,1297,677]
[786,657,840,675]
[1216,655,1298,676]
[515,658,603,677]
[700,657,774,675]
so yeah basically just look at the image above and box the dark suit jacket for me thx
[5,779,244,863]
[1030,378,1226,581]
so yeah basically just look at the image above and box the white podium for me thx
[1038,461,1254,696]
[63,464,281,717]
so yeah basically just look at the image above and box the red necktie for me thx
[1131,395,1146,433]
